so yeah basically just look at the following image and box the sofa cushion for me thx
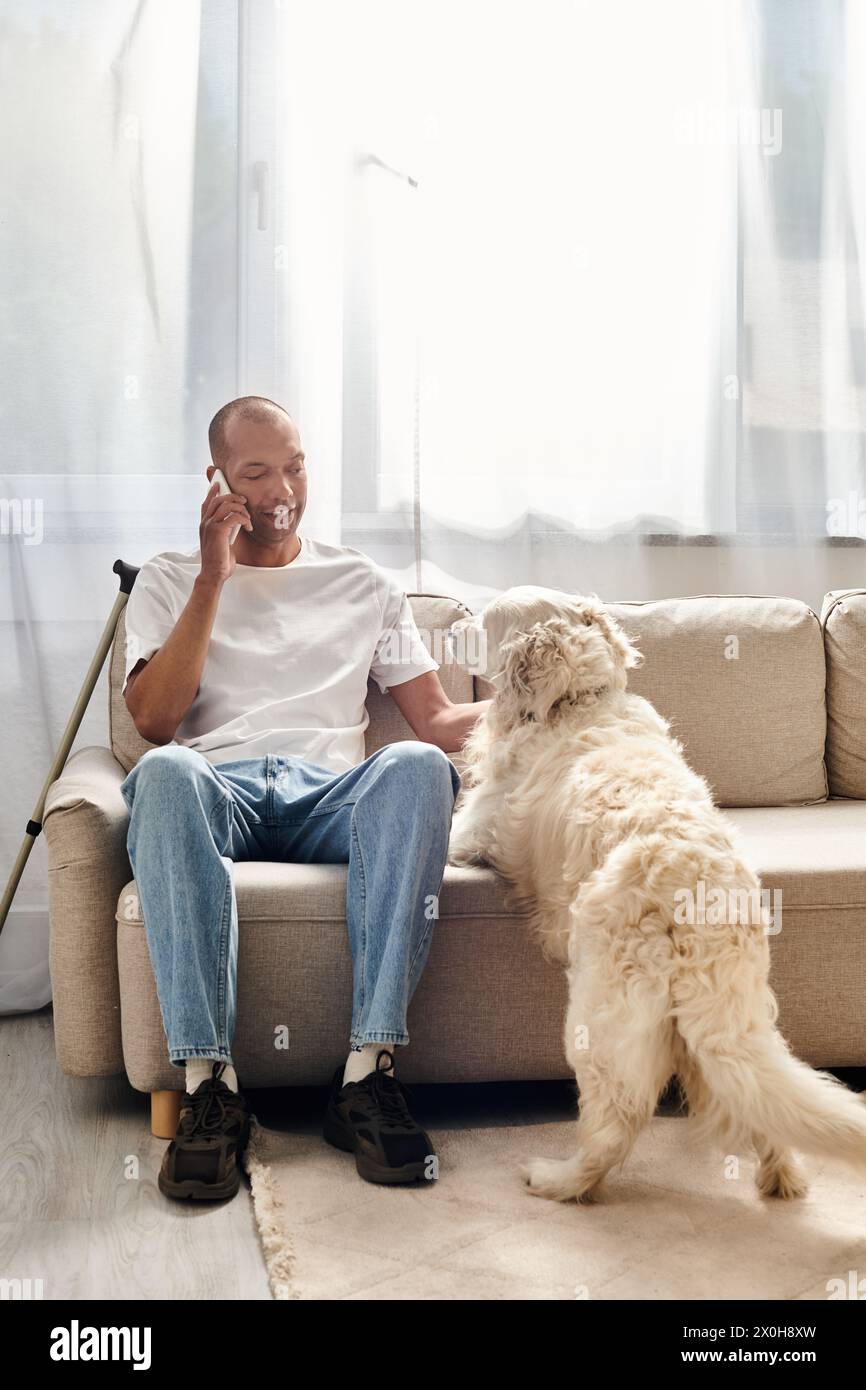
[471,596,828,807]
[821,588,866,798]
[109,590,475,774]
[723,800,866,907]
[362,594,474,766]
[116,800,866,1087]
[584,595,824,808]
[116,862,567,1087]
[721,801,866,1064]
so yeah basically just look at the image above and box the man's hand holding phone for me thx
[200,467,253,583]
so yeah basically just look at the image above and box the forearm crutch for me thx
[0,560,138,939]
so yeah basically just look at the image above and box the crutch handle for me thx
[113,559,140,595]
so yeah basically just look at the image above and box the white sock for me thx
[342,1043,395,1087]
[184,1058,239,1094]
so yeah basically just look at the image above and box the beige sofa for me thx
[42,586,866,1138]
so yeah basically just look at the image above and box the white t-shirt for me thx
[121,535,440,774]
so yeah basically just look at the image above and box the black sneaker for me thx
[158,1061,252,1202]
[322,1049,436,1185]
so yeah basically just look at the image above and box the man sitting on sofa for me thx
[120,394,490,1201]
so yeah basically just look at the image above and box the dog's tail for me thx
[642,831,866,1173]
[572,827,866,1172]
[676,1017,866,1173]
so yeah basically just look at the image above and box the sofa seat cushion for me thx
[115,802,866,1088]
[118,860,526,928]
[115,863,568,1089]
[722,799,866,908]
[118,802,866,925]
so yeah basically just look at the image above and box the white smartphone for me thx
[211,467,241,545]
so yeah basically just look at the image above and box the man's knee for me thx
[381,741,460,799]
[123,744,212,797]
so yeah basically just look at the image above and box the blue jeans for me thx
[119,742,461,1070]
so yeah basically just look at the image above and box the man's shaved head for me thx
[208,396,296,471]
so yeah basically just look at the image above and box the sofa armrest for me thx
[42,745,132,1077]
[43,744,129,825]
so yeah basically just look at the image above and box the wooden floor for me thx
[0,1006,271,1300]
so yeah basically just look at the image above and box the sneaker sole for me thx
[322,1110,434,1185]
[158,1166,243,1201]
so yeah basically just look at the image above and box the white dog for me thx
[447,585,866,1203]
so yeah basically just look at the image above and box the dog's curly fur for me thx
[447,585,866,1204]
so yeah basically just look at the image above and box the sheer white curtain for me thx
[740,0,866,537]
[0,0,237,1012]
[383,0,737,535]
[266,0,866,605]
[269,0,740,556]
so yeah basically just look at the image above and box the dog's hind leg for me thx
[752,1141,810,1200]
[521,923,676,1203]
[521,1023,675,1203]
[672,950,866,1182]
[673,1034,809,1199]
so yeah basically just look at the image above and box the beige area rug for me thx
[241,1089,866,1301]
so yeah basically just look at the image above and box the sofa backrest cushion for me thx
[821,589,866,798]
[109,591,474,773]
[473,595,827,807]
[477,595,826,807]
[604,596,827,807]
[362,594,475,754]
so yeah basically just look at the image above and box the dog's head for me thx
[449,586,642,725]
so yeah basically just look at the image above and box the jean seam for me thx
[407,905,438,988]
[208,792,230,831]
[215,860,232,1053]
[349,1031,408,1046]
[267,753,275,824]
[265,796,358,828]
[210,790,264,830]
[300,798,357,820]
[349,812,368,1022]
[170,1046,233,1059]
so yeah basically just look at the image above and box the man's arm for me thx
[124,474,253,743]
[386,671,492,754]
[124,573,224,744]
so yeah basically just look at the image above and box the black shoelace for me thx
[180,1079,243,1139]
[361,1054,418,1130]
